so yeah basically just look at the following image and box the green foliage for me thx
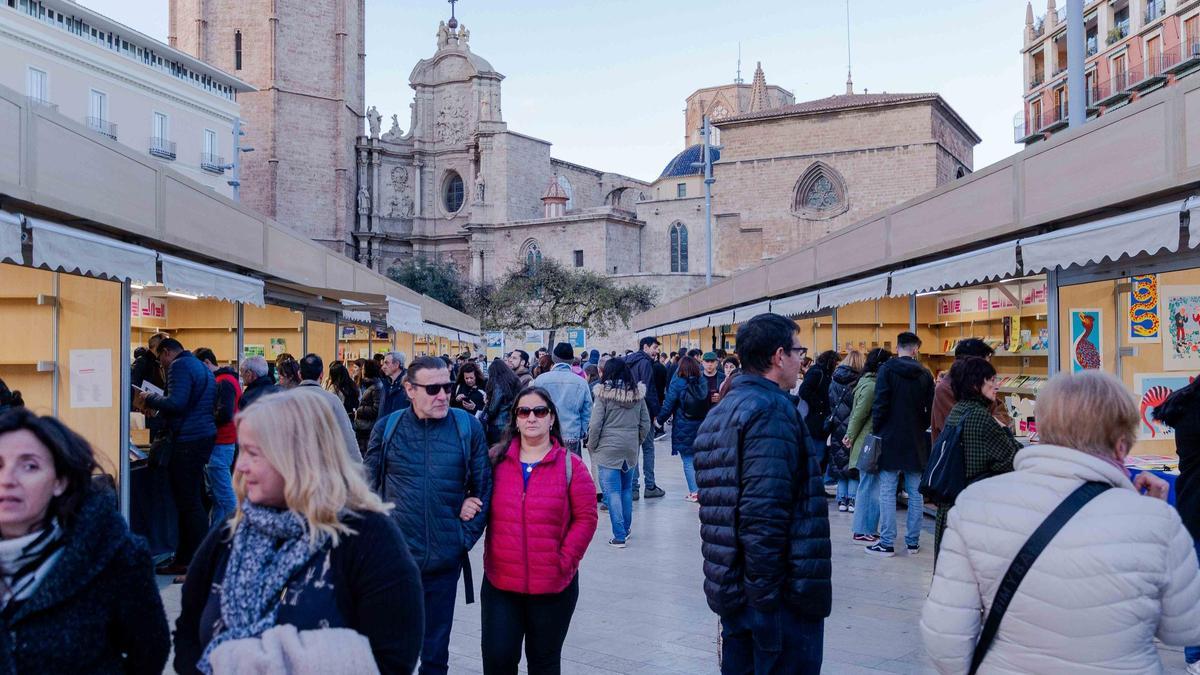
[386,256,466,312]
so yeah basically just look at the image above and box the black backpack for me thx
[920,420,966,504]
[680,377,710,420]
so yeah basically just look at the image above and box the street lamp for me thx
[224,117,254,200]
[690,115,721,286]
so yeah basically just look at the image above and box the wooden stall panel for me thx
[308,320,337,369]
[0,265,54,415]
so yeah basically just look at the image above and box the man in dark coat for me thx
[626,337,665,498]
[693,313,831,673]
[130,332,168,441]
[237,355,281,410]
[378,351,412,419]
[866,331,935,558]
[365,356,492,675]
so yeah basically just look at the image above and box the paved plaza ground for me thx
[159,437,1191,674]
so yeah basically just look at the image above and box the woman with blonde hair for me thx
[174,387,424,675]
[922,370,1200,674]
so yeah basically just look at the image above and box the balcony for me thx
[148,137,176,161]
[1107,22,1130,45]
[200,153,226,174]
[1029,73,1046,89]
[1127,56,1169,92]
[85,116,117,141]
[1038,104,1069,133]
[1145,0,1166,24]
[1165,39,1200,75]
[1092,74,1132,107]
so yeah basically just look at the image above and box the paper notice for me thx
[69,349,112,409]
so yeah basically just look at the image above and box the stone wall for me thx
[495,132,551,222]
[636,195,707,275]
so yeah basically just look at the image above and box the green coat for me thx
[845,373,877,468]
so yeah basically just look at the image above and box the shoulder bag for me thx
[856,433,882,474]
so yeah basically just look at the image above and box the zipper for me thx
[521,457,529,594]
[422,420,430,571]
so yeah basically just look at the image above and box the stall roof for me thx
[0,82,479,334]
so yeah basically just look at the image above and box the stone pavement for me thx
[159,437,1191,673]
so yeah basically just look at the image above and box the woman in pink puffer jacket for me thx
[482,386,597,674]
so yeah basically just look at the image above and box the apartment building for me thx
[0,0,254,196]
[1017,0,1200,143]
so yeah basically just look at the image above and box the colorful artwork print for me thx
[1069,309,1103,373]
[1128,275,1160,343]
[1161,286,1200,371]
[1135,373,1195,440]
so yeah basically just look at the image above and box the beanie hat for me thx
[552,342,574,363]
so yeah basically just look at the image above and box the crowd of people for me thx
[1,308,1199,673]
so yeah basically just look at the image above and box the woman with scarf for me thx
[174,387,424,674]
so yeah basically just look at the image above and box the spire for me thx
[1025,1,1034,26]
[748,62,768,113]
[1046,0,1057,26]
[845,0,854,95]
[542,176,569,218]
[846,70,854,96]
[735,42,743,84]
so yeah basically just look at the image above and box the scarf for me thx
[0,519,64,611]
[199,502,330,675]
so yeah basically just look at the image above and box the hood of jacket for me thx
[592,381,646,407]
[831,364,859,386]
[625,351,654,370]
[888,356,928,380]
[214,366,239,379]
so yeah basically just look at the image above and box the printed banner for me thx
[1128,274,1160,344]
[1161,285,1200,371]
[524,330,544,353]
[485,331,505,361]
[129,292,167,321]
[566,327,586,350]
[1068,308,1103,373]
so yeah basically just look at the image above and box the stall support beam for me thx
[119,279,132,520]
[831,308,839,351]
[302,315,309,355]
[236,303,245,366]
[1047,269,1061,376]
[908,294,917,333]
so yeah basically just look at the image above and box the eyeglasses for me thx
[784,344,807,355]
[515,406,551,419]
[411,382,454,396]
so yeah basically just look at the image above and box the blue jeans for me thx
[721,606,824,674]
[852,471,880,536]
[1188,541,1200,664]
[420,565,461,675]
[206,443,237,527]
[598,464,634,541]
[879,470,923,548]
[680,454,698,493]
[633,430,658,490]
[836,477,859,502]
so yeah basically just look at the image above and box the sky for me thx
[82,0,1027,181]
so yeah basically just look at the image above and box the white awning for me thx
[687,317,710,332]
[386,297,424,334]
[160,254,265,306]
[733,300,771,322]
[770,291,820,317]
[817,274,890,309]
[1187,196,1200,249]
[29,218,157,284]
[0,211,21,265]
[1021,199,1186,274]
[707,310,735,327]
[889,241,1019,296]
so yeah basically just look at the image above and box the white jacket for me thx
[921,444,1200,674]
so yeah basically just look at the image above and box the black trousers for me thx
[480,574,579,675]
[167,436,215,566]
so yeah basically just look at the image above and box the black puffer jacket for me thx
[1155,380,1200,540]
[798,366,833,442]
[625,351,661,418]
[826,365,861,479]
[871,356,935,473]
[0,488,169,675]
[364,409,493,574]
[693,374,832,619]
[144,351,216,442]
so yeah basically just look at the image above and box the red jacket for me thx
[213,370,242,445]
[483,438,597,595]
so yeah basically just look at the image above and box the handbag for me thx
[968,481,1110,674]
[856,433,882,473]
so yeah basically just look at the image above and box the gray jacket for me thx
[586,383,650,470]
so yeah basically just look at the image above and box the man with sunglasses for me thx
[532,343,592,458]
[365,356,493,675]
[693,312,831,673]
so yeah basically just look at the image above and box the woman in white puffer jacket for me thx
[922,371,1200,674]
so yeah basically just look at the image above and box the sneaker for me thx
[847,498,856,513]
[608,538,626,549]
[685,492,699,503]
[907,543,920,555]
[837,499,848,512]
[654,429,668,441]
[852,533,879,543]
[632,489,640,502]
[599,502,608,511]
[864,543,895,557]
[644,486,666,499]
[1185,661,1200,675]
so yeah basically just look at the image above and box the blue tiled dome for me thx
[659,144,721,178]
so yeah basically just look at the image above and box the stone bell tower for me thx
[168,0,365,255]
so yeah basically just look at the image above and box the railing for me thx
[85,116,117,141]
[1107,21,1130,45]
[1125,61,1148,89]
[1145,0,1166,24]
[149,137,176,160]
[1053,64,1068,76]
[200,153,226,173]
[1086,35,1098,56]
[1030,73,1045,89]
[1040,103,1067,130]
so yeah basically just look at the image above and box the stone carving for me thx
[381,114,403,142]
[387,166,413,218]
[366,106,382,138]
[459,24,470,48]
[435,102,469,145]
[357,185,371,214]
[437,21,450,49]
[474,175,486,204]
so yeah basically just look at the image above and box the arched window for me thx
[443,172,465,213]
[234,31,242,70]
[955,166,969,179]
[791,162,848,220]
[556,175,574,211]
[522,239,543,273]
[670,222,688,273]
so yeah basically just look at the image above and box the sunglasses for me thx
[411,382,454,396]
[515,406,551,419]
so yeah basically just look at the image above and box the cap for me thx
[702,352,718,361]
[552,342,574,362]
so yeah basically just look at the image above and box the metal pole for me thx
[702,115,714,286]
[236,302,244,366]
[228,117,242,200]
[119,279,131,520]
[909,293,917,333]
[1047,269,1061,376]
[1066,0,1085,127]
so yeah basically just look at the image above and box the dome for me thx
[659,144,721,179]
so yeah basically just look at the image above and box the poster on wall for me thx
[523,330,544,352]
[1128,274,1160,344]
[1068,309,1103,373]
[340,325,357,339]
[1161,285,1200,371]
[243,344,265,359]
[485,331,505,361]
[69,349,112,409]
[129,292,167,321]
[269,338,287,358]
[566,327,586,350]
[1134,373,1196,440]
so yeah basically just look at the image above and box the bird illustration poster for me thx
[1134,373,1194,440]
[1069,309,1103,373]
[1127,275,1160,343]
[1161,286,1200,371]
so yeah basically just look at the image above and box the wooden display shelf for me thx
[0,294,56,305]
[993,351,1048,358]
[998,386,1038,396]
[0,360,56,371]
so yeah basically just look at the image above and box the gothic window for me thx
[791,162,849,220]
[522,240,543,273]
[234,30,242,70]
[443,172,465,213]
[670,222,689,273]
[556,175,574,210]
[956,166,969,179]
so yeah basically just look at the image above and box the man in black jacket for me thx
[694,313,831,673]
[378,351,411,419]
[867,331,935,558]
[626,337,665,498]
[237,355,280,410]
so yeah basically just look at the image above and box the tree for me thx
[386,255,466,312]
[470,258,656,345]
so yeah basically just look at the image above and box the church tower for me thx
[168,0,365,254]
